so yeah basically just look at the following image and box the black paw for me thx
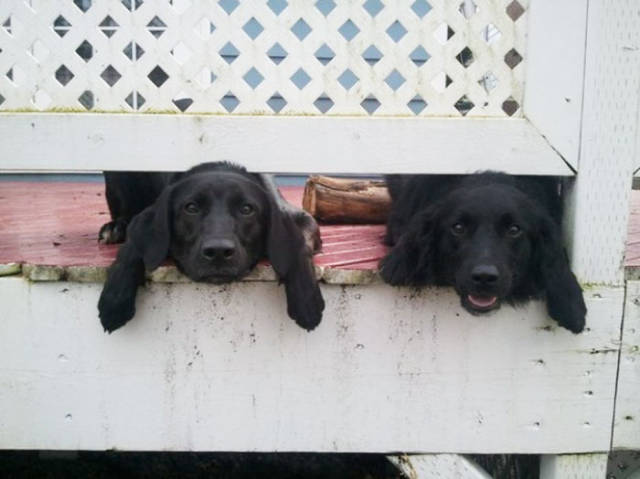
[99,220,128,244]
[98,285,136,333]
[547,293,587,334]
[379,253,408,286]
[286,283,325,331]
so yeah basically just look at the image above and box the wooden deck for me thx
[0,182,387,279]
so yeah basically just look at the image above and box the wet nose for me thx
[201,239,236,261]
[471,264,499,286]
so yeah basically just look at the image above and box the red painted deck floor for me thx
[625,190,640,268]
[0,182,387,271]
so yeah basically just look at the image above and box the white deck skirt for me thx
[0,277,621,453]
[0,114,572,175]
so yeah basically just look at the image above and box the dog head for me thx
[380,178,585,332]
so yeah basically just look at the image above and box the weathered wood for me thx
[0,277,622,453]
[303,176,390,224]
[613,280,640,450]
[387,454,491,479]
[539,454,608,479]
[0,115,573,175]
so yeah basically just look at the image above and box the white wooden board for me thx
[0,277,621,453]
[523,0,588,170]
[613,280,640,450]
[0,113,572,175]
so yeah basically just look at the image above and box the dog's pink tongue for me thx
[468,295,498,308]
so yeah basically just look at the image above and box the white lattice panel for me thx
[0,0,527,117]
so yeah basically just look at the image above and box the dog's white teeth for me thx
[467,294,497,308]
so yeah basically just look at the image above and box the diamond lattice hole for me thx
[411,0,431,18]
[410,45,430,66]
[267,93,287,113]
[456,47,474,68]
[170,0,192,14]
[78,90,94,110]
[147,16,166,38]
[315,0,336,17]
[362,45,383,66]
[267,0,287,15]
[291,18,311,40]
[148,66,168,87]
[243,17,263,39]
[315,44,335,65]
[173,93,194,112]
[430,72,452,93]
[314,93,334,113]
[219,0,238,14]
[338,69,358,90]
[171,42,193,65]
[408,95,427,114]
[125,91,146,110]
[458,0,477,19]
[99,16,119,38]
[219,42,239,64]
[55,65,74,86]
[506,1,525,21]
[267,43,287,64]
[363,0,384,17]
[243,67,264,89]
[386,21,407,43]
[73,0,91,12]
[484,24,502,44]
[101,65,122,86]
[502,96,519,116]
[53,16,71,37]
[29,40,50,63]
[454,95,474,116]
[220,92,239,112]
[361,95,380,115]
[121,0,143,11]
[339,20,359,41]
[385,69,405,91]
[434,23,455,45]
[291,68,311,89]
[75,40,93,62]
[478,71,498,93]
[505,48,523,69]
[32,89,52,110]
[123,42,145,61]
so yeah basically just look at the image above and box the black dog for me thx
[98,162,324,333]
[380,173,586,333]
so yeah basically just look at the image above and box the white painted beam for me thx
[0,277,621,453]
[0,114,572,175]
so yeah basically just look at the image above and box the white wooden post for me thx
[540,454,608,479]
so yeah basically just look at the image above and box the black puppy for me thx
[98,162,324,333]
[380,173,586,333]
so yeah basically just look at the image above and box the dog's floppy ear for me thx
[127,185,173,271]
[379,207,437,286]
[266,196,325,331]
[535,215,586,333]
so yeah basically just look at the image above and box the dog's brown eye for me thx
[240,204,254,215]
[507,224,521,237]
[184,202,199,214]
[451,223,466,236]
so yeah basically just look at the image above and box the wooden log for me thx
[302,175,391,224]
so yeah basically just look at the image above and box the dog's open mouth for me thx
[464,294,500,312]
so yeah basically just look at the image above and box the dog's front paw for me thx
[547,292,587,334]
[99,220,128,244]
[98,285,137,333]
[286,283,325,331]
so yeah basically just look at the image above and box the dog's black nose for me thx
[202,239,236,261]
[471,264,499,285]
